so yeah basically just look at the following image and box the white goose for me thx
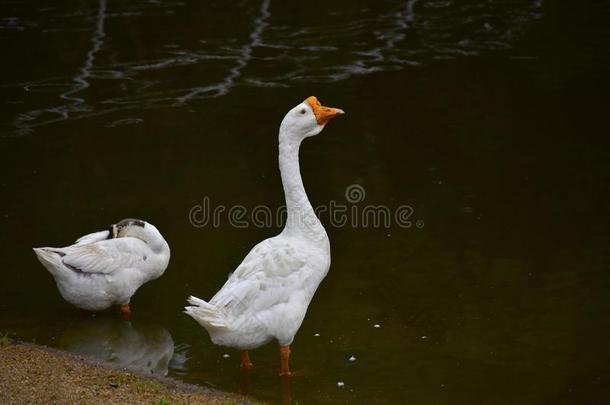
[34,219,170,318]
[185,96,344,376]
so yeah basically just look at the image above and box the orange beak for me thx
[305,96,345,126]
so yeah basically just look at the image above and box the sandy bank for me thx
[0,340,258,404]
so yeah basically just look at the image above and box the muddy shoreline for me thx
[0,339,258,404]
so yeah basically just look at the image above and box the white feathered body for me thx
[186,97,341,352]
[186,232,329,349]
[34,224,170,311]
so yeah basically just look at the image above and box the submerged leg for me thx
[280,376,293,405]
[240,350,254,370]
[279,345,291,377]
[239,367,252,395]
[120,304,131,320]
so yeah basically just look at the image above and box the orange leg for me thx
[120,304,131,320]
[279,345,291,377]
[240,350,254,370]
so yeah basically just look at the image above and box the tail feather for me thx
[33,247,65,276]
[184,295,228,329]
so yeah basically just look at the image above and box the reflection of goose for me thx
[34,219,170,318]
[60,319,174,376]
[186,97,343,376]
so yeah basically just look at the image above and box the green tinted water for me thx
[1,1,609,403]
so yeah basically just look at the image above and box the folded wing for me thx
[62,237,148,275]
[211,238,309,313]
[75,230,111,245]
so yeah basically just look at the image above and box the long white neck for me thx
[278,131,327,246]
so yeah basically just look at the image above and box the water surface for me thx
[1,0,609,403]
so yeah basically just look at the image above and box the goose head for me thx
[279,96,344,141]
[111,218,169,254]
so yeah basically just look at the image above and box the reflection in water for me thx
[239,371,292,405]
[168,343,190,374]
[5,0,543,134]
[60,0,106,105]
[2,0,607,402]
[14,0,107,135]
[342,0,423,77]
[59,319,175,376]
[174,0,271,105]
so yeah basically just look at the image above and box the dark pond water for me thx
[1,0,610,403]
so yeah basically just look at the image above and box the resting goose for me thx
[34,219,170,318]
[185,96,344,376]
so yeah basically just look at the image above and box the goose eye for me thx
[299,109,306,115]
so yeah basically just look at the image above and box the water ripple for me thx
[4,0,544,135]
[174,0,271,106]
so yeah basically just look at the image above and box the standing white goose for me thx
[185,96,344,376]
[34,218,170,319]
